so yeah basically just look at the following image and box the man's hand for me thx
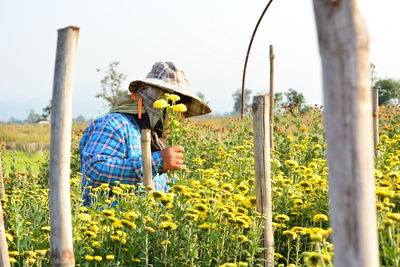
[160,145,186,171]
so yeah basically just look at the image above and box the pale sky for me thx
[0,0,399,121]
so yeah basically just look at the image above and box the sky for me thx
[0,0,399,121]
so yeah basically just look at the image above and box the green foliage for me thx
[25,109,42,124]
[280,89,309,113]
[96,61,127,109]
[232,88,252,115]
[41,101,52,120]
[375,78,400,106]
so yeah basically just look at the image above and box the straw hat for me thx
[129,62,211,117]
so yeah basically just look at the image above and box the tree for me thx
[25,109,42,124]
[282,88,306,113]
[96,61,127,109]
[274,92,283,108]
[42,101,52,120]
[74,115,86,123]
[232,88,252,115]
[374,79,400,106]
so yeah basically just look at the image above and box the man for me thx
[80,62,211,206]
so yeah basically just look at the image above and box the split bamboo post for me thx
[269,45,275,150]
[0,157,10,267]
[49,26,79,267]
[141,129,153,189]
[313,1,379,266]
[252,95,273,267]
[372,88,379,157]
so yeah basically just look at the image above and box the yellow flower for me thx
[199,223,212,229]
[106,255,115,260]
[94,256,102,262]
[236,184,250,194]
[387,213,400,222]
[102,209,115,217]
[5,233,13,242]
[84,230,97,238]
[35,250,47,256]
[165,93,181,102]
[9,257,17,263]
[193,203,209,212]
[92,241,101,248]
[283,230,298,239]
[41,226,51,232]
[8,251,19,257]
[78,213,91,221]
[85,255,94,261]
[159,221,178,231]
[275,214,290,222]
[313,214,329,223]
[121,211,139,222]
[205,179,219,187]
[160,240,172,246]
[171,103,187,112]
[184,213,199,221]
[221,183,234,192]
[145,226,156,233]
[310,233,323,242]
[121,220,137,229]
[284,160,298,168]
[237,235,249,243]
[153,99,169,109]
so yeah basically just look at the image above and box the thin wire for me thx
[241,0,275,119]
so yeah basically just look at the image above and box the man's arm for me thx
[80,120,163,186]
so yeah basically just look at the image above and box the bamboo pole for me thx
[313,1,379,266]
[0,156,5,200]
[0,157,10,267]
[252,95,273,267]
[49,26,79,267]
[269,45,275,150]
[141,129,153,189]
[372,88,379,157]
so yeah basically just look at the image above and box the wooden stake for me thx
[372,88,379,157]
[252,95,273,267]
[141,130,153,189]
[49,26,79,267]
[313,1,379,266]
[269,45,275,150]
[0,157,10,267]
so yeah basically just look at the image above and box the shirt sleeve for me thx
[80,120,164,186]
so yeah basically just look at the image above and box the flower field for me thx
[1,105,400,266]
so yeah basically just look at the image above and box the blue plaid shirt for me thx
[80,113,170,205]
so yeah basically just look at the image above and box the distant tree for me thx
[374,79,400,106]
[26,109,42,124]
[8,117,23,124]
[282,89,305,111]
[42,101,52,120]
[232,88,252,115]
[96,61,127,109]
[74,115,86,123]
[370,63,378,86]
[274,92,284,108]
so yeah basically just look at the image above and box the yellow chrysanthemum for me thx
[165,93,180,102]
[171,104,187,112]
[153,99,169,109]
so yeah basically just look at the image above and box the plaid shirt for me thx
[80,112,170,205]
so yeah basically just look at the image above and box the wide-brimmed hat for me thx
[129,62,211,117]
